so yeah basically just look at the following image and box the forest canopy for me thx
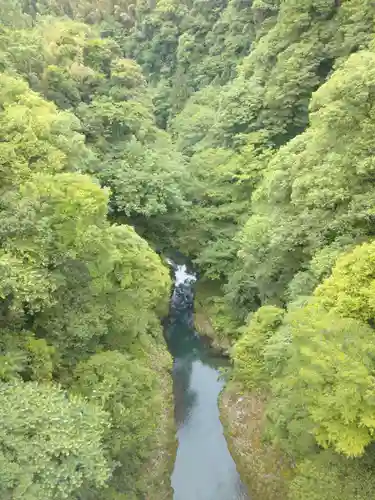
[0,3,176,499]
[2,0,375,499]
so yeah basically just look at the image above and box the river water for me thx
[165,263,249,500]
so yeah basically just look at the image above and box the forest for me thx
[1,0,375,499]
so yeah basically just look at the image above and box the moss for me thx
[219,382,293,500]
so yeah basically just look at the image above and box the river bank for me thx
[220,383,292,500]
[193,281,291,500]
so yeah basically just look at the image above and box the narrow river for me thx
[165,262,249,500]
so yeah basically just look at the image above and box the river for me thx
[165,262,249,500]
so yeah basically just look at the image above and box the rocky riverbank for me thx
[219,382,292,500]
[192,280,291,499]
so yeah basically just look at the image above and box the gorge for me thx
[1,1,375,500]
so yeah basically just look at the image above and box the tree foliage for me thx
[2,0,375,498]
[232,305,285,390]
[74,350,165,497]
[0,9,174,498]
[0,381,110,500]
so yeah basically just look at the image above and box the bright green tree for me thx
[268,304,375,457]
[232,305,285,390]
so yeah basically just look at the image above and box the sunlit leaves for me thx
[232,305,285,389]
[268,306,375,457]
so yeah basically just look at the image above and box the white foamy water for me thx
[174,264,196,286]
[165,262,250,500]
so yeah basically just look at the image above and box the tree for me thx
[315,240,375,323]
[268,305,375,457]
[74,350,164,497]
[232,305,285,390]
[234,48,375,308]
[288,449,375,500]
[0,74,93,193]
[0,381,110,500]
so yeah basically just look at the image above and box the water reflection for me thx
[165,264,249,500]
